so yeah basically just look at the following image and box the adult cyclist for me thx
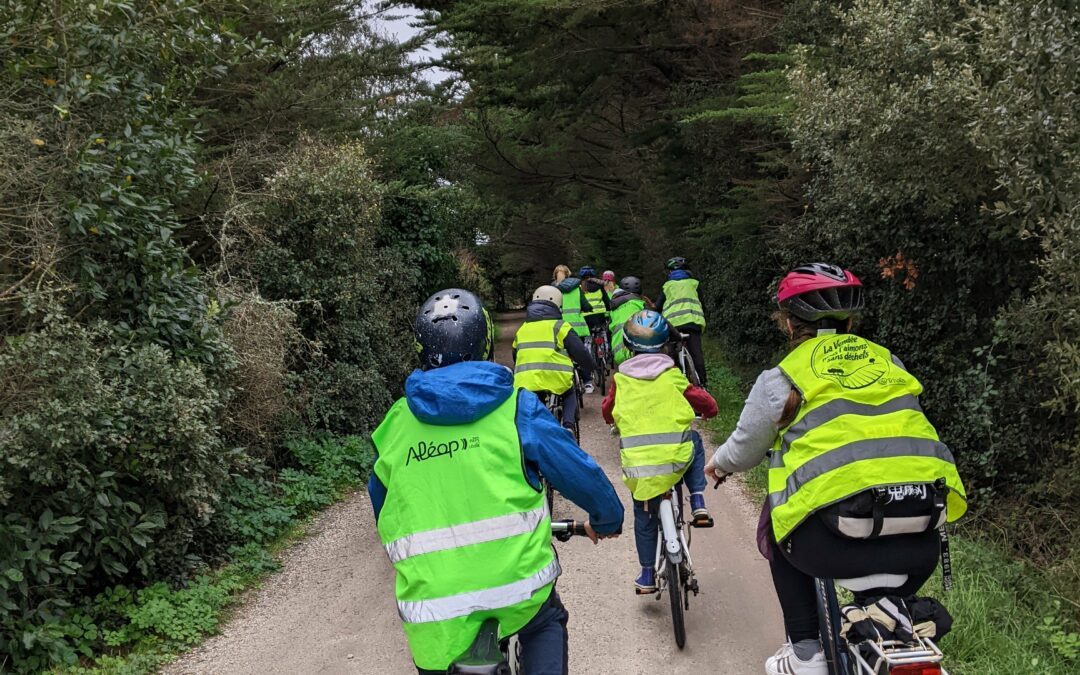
[655,256,708,387]
[704,264,967,675]
[369,289,624,674]
[513,285,595,431]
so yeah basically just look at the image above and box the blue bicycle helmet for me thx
[578,266,596,279]
[623,310,670,354]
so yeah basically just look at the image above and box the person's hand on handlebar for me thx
[704,461,731,488]
[583,520,620,544]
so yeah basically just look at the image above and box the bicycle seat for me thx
[447,619,510,675]
[835,573,909,592]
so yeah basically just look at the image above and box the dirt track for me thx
[164,311,782,674]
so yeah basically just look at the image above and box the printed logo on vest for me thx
[406,437,471,465]
[810,335,887,389]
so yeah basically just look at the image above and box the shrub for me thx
[247,140,421,435]
[0,319,233,670]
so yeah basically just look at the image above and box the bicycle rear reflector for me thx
[889,664,942,675]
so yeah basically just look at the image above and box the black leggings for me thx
[670,325,706,386]
[769,515,940,642]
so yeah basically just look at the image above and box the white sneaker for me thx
[765,643,826,675]
[584,383,595,394]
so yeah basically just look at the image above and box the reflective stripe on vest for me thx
[612,367,694,500]
[767,335,967,542]
[372,392,556,669]
[397,558,561,624]
[560,288,589,336]
[385,504,550,564]
[513,320,575,394]
[608,295,645,365]
[661,279,705,328]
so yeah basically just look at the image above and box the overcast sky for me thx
[373,3,454,83]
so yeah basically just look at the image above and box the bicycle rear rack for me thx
[849,636,947,674]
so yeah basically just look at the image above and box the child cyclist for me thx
[602,310,718,592]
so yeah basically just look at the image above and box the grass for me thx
[698,336,1079,674]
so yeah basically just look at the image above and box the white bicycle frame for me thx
[653,493,693,582]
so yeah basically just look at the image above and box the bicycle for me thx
[537,386,581,514]
[644,482,710,649]
[815,576,948,675]
[673,334,700,387]
[588,325,611,395]
[447,520,590,675]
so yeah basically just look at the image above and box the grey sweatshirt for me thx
[710,355,908,473]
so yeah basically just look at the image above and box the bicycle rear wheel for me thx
[814,578,850,675]
[680,347,701,387]
[667,559,686,649]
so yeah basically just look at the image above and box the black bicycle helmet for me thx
[415,289,492,370]
[665,257,687,271]
[619,276,642,295]
[776,263,865,322]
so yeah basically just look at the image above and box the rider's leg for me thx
[516,589,570,675]
[560,387,578,431]
[632,499,659,591]
[685,431,713,525]
[766,535,826,673]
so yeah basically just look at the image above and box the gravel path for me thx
[164,312,782,674]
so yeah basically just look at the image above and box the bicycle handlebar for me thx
[550,519,587,541]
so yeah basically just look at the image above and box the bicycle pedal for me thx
[690,516,715,528]
[635,587,657,596]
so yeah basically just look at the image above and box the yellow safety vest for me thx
[661,278,706,328]
[612,366,694,500]
[768,334,967,541]
[373,392,556,670]
[560,287,589,337]
[609,295,645,365]
[513,320,575,395]
[582,286,606,318]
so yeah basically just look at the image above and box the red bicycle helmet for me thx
[777,263,864,321]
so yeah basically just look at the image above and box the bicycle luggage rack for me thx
[849,635,947,674]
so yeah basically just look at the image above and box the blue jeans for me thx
[560,387,578,430]
[632,431,708,567]
[418,590,569,675]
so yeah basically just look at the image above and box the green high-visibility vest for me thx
[613,366,694,500]
[661,278,706,328]
[583,287,606,318]
[561,288,589,337]
[513,320,574,395]
[608,295,645,365]
[373,392,557,670]
[768,334,968,542]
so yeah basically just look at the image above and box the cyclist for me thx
[513,285,595,431]
[368,289,623,674]
[601,310,717,593]
[704,264,967,675]
[655,256,708,387]
[601,269,617,295]
[608,276,646,366]
[554,269,590,341]
[578,266,611,334]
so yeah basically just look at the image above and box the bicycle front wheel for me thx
[667,559,686,649]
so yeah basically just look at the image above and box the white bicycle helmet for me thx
[532,285,563,308]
